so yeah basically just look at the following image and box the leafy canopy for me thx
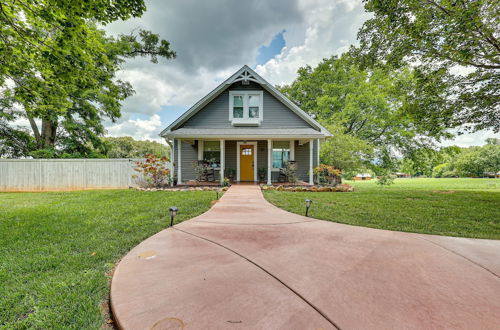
[279,54,448,172]
[0,0,175,158]
[102,136,170,158]
[357,0,500,132]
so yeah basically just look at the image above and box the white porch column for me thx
[309,139,314,185]
[289,140,295,161]
[220,139,225,184]
[267,139,272,185]
[177,139,182,183]
[317,138,320,165]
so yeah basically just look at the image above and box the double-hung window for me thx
[229,91,263,126]
[272,141,290,169]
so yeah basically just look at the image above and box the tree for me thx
[102,136,170,158]
[0,0,175,158]
[319,124,374,175]
[357,0,500,132]
[280,55,447,171]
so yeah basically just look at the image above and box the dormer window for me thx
[229,91,263,126]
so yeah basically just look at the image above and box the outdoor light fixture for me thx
[305,199,312,217]
[169,206,178,227]
[216,190,219,200]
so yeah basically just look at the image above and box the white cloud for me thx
[106,114,165,143]
[100,0,494,148]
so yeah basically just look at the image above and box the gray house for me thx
[160,65,332,185]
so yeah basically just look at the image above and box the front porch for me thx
[172,138,320,185]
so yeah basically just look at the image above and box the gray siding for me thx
[174,138,318,183]
[224,140,237,176]
[257,140,268,181]
[179,139,198,182]
[180,81,316,130]
[295,141,309,181]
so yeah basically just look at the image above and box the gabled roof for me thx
[160,65,332,137]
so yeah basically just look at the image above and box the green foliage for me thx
[102,136,170,158]
[319,124,374,173]
[427,140,500,178]
[0,190,214,328]
[280,55,446,172]
[0,0,175,158]
[313,164,342,186]
[376,174,395,186]
[283,162,298,183]
[357,0,500,132]
[225,168,236,180]
[133,154,171,188]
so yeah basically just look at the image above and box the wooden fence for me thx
[0,159,163,192]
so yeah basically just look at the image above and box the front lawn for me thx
[264,178,500,239]
[0,190,215,328]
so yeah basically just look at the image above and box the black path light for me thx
[305,199,312,217]
[169,206,178,227]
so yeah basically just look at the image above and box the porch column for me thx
[317,138,320,166]
[220,139,225,184]
[177,139,182,183]
[309,139,314,185]
[267,139,272,185]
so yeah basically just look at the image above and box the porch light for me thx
[169,206,178,227]
[305,199,312,217]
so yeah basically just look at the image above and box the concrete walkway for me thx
[111,185,500,330]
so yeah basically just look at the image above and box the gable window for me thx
[203,141,220,168]
[229,91,263,126]
[272,141,290,169]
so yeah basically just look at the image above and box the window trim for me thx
[229,90,263,125]
[198,140,222,169]
[271,140,294,170]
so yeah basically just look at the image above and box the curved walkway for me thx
[111,185,500,329]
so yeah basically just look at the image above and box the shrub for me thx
[225,168,236,181]
[133,154,170,188]
[376,174,395,186]
[313,164,342,186]
[283,162,298,183]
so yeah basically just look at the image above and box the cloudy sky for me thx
[103,0,496,147]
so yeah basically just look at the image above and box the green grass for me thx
[264,178,500,239]
[0,189,215,329]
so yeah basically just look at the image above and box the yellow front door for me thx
[240,145,254,181]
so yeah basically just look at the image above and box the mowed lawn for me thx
[0,190,215,328]
[264,178,500,239]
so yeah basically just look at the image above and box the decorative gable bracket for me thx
[231,69,262,85]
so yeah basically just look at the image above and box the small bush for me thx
[133,154,171,188]
[376,174,395,186]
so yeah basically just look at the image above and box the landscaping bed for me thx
[261,184,353,192]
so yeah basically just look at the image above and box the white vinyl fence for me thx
[0,158,163,192]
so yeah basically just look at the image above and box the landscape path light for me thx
[169,206,178,227]
[305,199,312,217]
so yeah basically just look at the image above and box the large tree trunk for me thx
[41,118,57,148]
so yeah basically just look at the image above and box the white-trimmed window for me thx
[203,141,220,168]
[272,141,290,169]
[229,91,263,126]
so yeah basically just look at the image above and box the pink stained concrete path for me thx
[111,185,500,330]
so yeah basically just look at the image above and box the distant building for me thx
[354,173,372,181]
[394,172,411,178]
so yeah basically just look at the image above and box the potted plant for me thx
[258,168,267,182]
[225,168,236,181]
